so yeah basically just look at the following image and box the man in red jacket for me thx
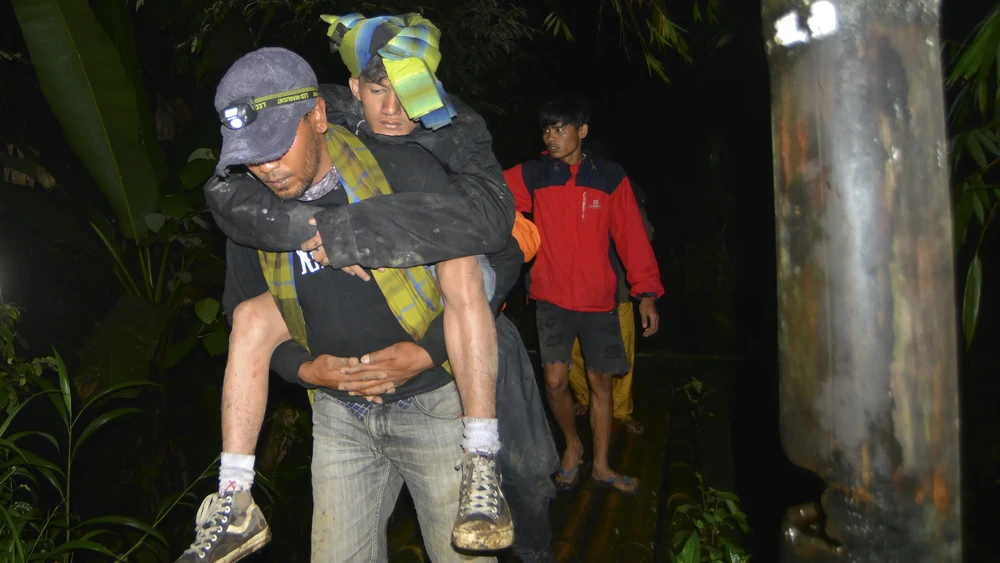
[504,96,664,495]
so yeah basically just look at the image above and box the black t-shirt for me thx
[222,141,455,403]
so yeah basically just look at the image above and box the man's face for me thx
[542,122,588,161]
[350,77,419,136]
[248,103,328,199]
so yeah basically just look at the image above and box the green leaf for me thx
[10,0,160,240]
[978,79,989,116]
[74,407,143,456]
[678,531,701,563]
[974,129,1000,156]
[0,390,60,439]
[0,439,63,475]
[543,12,574,41]
[79,380,157,419]
[968,133,989,169]
[7,430,59,452]
[722,539,742,563]
[75,296,170,401]
[90,0,165,181]
[145,213,167,234]
[180,157,217,192]
[955,188,975,246]
[973,193,986,225]
[159,193,196,220]
[41,538,118,558]
[52,349,72,418]
[963,254,983,347]
[194,298,221,325]
[187,148,217,163]
[0,505,26,561]
[79,515,167,544]
[203,323,230,357]
[164,333,199,369]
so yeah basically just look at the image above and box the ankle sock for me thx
[219,452,256,494]
[462,417,501,453]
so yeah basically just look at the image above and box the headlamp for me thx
[219,87,320,130]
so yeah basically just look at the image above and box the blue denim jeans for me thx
[310,382,496,563]
[428,254,496,301]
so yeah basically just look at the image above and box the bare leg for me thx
[586,369,617,480]
[178,293,287,562]
[222,292,292,455]
[543,362,583,475]
[436,257,497,420]
[438,257,512,551]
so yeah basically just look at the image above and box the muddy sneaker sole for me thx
[452,520,514,551]
[214,527,272,563]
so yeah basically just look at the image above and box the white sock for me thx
[462,417,501,453]
[219,452,256,494]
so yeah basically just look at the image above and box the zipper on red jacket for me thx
[581,190,587,222]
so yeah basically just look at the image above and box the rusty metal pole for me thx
[761,1,962,561]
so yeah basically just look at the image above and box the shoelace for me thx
[456,454,501,517]
[183,494,233,556]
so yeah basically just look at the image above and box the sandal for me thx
[593,474,641,496]
[621,417,645,435]
[554,459,585,491]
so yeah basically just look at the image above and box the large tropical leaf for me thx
[74,296,170,400]
[11,0,159,240]
[90,0,167,182]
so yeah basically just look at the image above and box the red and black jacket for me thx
[505,155,664,312]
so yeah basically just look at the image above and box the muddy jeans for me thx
[310,382,495,563]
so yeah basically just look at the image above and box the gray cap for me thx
[214,47,319,175]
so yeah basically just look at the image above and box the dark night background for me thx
[1,0,999,561]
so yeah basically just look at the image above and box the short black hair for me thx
[539,96,590,130]
[360,55,388,84]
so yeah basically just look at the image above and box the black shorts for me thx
[535,300,631,376]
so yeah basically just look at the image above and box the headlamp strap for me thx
[248,87,320,112]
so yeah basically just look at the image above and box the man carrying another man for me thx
[177,13,558,563]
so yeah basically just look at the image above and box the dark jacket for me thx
[204,84,514,269]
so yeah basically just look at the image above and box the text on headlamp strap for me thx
[250,87,320,111]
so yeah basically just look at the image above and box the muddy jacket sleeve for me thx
[205,172,319,251]
[312,86,515,269]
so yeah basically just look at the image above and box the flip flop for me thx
[593,474,641,496]
[554,459,585,491]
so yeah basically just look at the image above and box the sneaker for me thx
[452,452,514,551]
[175,490,271,563]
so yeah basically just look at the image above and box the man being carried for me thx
[505,96,664,496]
